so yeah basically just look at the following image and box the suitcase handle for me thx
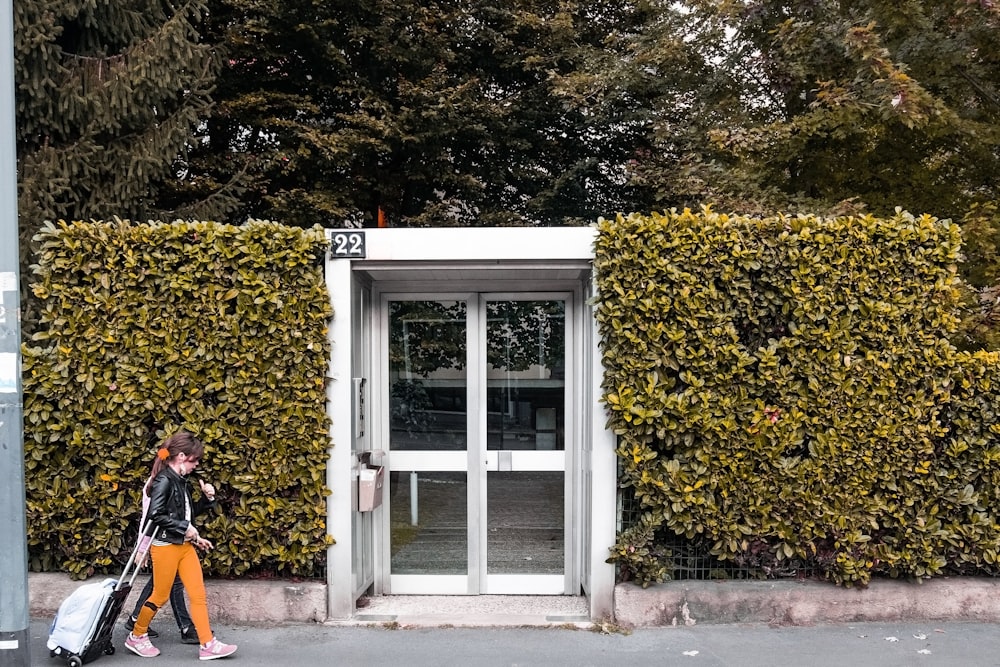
[116,519,155,592]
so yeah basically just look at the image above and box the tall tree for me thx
[15,0,225,260]
[629,0,1000,220]
[159,0,659,228]
[551,0,759,213]
[564,0,1000,347]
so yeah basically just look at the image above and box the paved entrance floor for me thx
[353,594,591,626]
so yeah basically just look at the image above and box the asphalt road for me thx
[27,618,1000,667]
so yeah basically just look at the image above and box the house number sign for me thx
[330,231,366,258]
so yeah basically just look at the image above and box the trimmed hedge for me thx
[597,208,1000,586]
[23,219,333,579]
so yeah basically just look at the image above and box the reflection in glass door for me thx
[384,295,570,594]
[387,299,469,592]
[483,299,566,594]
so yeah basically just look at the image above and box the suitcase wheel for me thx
[105,644,116,655]
[67,656,83,667]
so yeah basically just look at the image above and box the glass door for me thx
[386,298,471,594]
[383,294,570,594]
[482,298,567,594]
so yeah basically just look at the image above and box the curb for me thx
[31,573,1000,627]
[614,577,1000,627]
[29,573,326,626]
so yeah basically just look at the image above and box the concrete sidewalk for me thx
[25,617,1000,666]
[28,573,1000,628]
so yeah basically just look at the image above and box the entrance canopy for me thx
[324,227,616,621]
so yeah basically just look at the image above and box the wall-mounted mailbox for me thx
[358,463,385,512]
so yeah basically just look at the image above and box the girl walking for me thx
[125,431,237,660]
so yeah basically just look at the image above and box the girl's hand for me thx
[194,536,214,551]
[185,525,200,542]
[198,479,216,501]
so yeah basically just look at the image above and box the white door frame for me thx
[477,292,576,595]
[324,227,617,620]
[375,290,577,595]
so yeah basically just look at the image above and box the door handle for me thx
[484,451,512,471]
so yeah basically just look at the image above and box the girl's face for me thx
[174,451,201,477]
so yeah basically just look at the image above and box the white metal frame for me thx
[478,291,576,595]
[376,291,473,594]
[325,227,617,620]
[375,290,578,595]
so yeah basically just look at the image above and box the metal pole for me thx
[0,0,30,663]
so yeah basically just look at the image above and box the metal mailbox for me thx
[358,463,385,512]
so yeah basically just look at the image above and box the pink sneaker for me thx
[199,637,237,661]
[125,632,161,658]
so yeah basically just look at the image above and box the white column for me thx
[326,256,355,619]
[587,281,617,621]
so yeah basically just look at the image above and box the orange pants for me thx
[133,543,212,645]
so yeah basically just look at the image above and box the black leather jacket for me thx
[147,466,216,544]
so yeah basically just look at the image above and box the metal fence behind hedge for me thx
[618,483,820,582]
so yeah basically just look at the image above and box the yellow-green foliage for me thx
[22,219,334,579]
[597,208,1000,587]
